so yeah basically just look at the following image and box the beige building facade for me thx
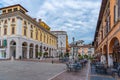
[0,4,57,59]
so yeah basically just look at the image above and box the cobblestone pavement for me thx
[18,58,61,64]
[51,61,120,80]
[0,61,65,80]
[51,63,89,80]
[89,63,118,80]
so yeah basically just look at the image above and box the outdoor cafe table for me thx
[95,64,107,74]
[67,62,81,71]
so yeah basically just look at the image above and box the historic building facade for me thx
[70,40,94,57]
[94,0,120,66]
[51,31,69,56]
[0,4,57,59]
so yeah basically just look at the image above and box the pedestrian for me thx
[52,60,54,64]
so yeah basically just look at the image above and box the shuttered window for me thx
[118,0,120,18]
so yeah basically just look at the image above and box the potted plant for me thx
[38,52,42,59]
[44,52,48,58]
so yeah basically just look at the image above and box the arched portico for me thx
[109,37,120,62]
[10,40,16,59]
[22,42,27,59]
[102,45,107,64]
[29,43,34,58]
[35,45,38,58]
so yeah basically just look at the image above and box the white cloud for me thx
[0,0,102,43]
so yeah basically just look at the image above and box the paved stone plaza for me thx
[0,61,65,80]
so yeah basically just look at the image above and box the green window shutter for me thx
[3,40,7,47]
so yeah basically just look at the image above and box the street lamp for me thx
[60,41,63,57]
[72,37,75,60]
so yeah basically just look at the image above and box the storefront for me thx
[0,48,6,59]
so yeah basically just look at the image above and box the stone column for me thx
[16,16,23,35]
[33,45,35,59]
[27,44,29,59]
[16,38,22,59]
[6,40,10,59]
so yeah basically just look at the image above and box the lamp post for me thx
[72,37,75,60]
[60,41,63,57]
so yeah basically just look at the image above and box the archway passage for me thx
[35,45,38,58]
[29,43,34,58]
[10,40,16,59]
[109,37,120,62]
[103,45,107,64]
[49,48,51,57]
[22,42,27,59]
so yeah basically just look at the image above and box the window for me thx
[44,35,46,42]
[24,21,27,25]
[12,27,15,34]
[106,16,110,33]
[31,31,33,38]
[8,9,12,13]
[40,33,42,41]
[20,9,25,14]
[0,40,2,46]
[118,0,120,18]
[36,31,38,40]
[114,5,118,23]
[14,8,17,11]
[31,25,33,28]
[3,10,6,14]
[4,28,7,35]
[4,20,7,24]
[0,27,1,36]
[12,18,15,23]
[24,28,27,36]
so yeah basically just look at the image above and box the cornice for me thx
[0,11,57,38]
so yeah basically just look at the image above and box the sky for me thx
[0,0,102,44]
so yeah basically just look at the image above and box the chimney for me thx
[38,19,41,22]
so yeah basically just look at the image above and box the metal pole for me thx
[73,37,75,60]
[61,41,62,57]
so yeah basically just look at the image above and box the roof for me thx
[94,0,107,42]
[0,4,28,12]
